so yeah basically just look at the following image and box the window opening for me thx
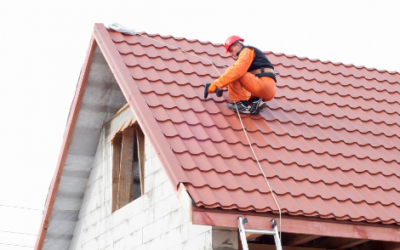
[111,124,145,212]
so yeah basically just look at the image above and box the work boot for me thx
[250,98,267,114]
[227,101,251,114]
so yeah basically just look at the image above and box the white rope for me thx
[137,32,282,240]
[210,63,282,241]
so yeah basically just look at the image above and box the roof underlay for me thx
[36,23,400,249]
[41,44,127,249]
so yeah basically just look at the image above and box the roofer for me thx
[206,36,277,114]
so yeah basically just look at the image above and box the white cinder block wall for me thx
[69,114,238,250]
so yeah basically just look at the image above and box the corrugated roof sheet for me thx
[108,29,400,225]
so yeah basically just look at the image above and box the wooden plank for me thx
[177,183,192,221]
[111,135,122,213]
[248,243,328,250]
[192,209,400,242]
[117,126,135,209]
[136,127,145,195]
[284,234,320,246]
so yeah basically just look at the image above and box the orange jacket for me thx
[209,48,255,92]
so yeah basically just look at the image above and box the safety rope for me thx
[210,63,282,241]
[137,32,282,240]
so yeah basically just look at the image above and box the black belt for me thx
[255,72,277,83]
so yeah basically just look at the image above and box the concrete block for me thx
[154,199,166,220]
[82,238,98,250]
[113,236,127,250]
[126,229,142,249]
[152,217,164,238]
[144,172,155,193]
[144,158,155,177]
[126,195,144,219]
[143,189,155,210]
[182,222,189,242]
[81,224,96,245]
[164,208,183,232]
[112,205,128,228]
[183,233,207,250]
[112,220,129,242]
[154,184,164,205]
[128,212,146,233]
[162,180,175,199]
[212,228,238,250]
[164,225,183,249]
[142,222,154,243]
[188,224,211,240]
[168,243,183,250]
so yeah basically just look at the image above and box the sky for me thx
[0,0,399,249]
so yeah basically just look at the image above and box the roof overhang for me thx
[177,183,400,243]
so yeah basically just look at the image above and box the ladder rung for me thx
[244,229,275,235]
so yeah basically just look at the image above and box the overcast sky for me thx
[0,0,399,249]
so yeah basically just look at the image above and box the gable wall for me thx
[69,107,238,250]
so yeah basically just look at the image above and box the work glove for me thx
[204,83,224,100]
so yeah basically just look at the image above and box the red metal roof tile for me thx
[107,29,400,225]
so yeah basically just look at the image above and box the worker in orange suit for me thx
[206,36,277,114]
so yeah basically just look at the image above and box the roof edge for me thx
[93,23,188,188]
[192,207,400,242]
[34,36,97,250]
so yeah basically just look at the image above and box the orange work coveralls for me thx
[210,48,277,102]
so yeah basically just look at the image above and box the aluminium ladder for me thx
[237,216,282,250]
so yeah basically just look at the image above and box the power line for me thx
[0,204,43,211]
[0,243,33,248]
[0,230,37,236]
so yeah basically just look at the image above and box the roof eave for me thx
[191,206,400,243]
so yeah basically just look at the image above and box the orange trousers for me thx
[227,73,277,102]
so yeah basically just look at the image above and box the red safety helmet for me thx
[224,35,244,54]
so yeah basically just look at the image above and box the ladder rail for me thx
[237,216,282,250]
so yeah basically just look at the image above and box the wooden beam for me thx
[136,127,145,195]
[177,183,192,221]
[246,233,263,241]
[111,135,122,213]
[192,209,400,242]
[336,239,369,249]
[248,243,329,250]
[117,126,135,209]
[311,237,368,249]
[284,234,320,246]
[350,241,400,250]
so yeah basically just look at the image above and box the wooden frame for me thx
[111,123,146,212]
